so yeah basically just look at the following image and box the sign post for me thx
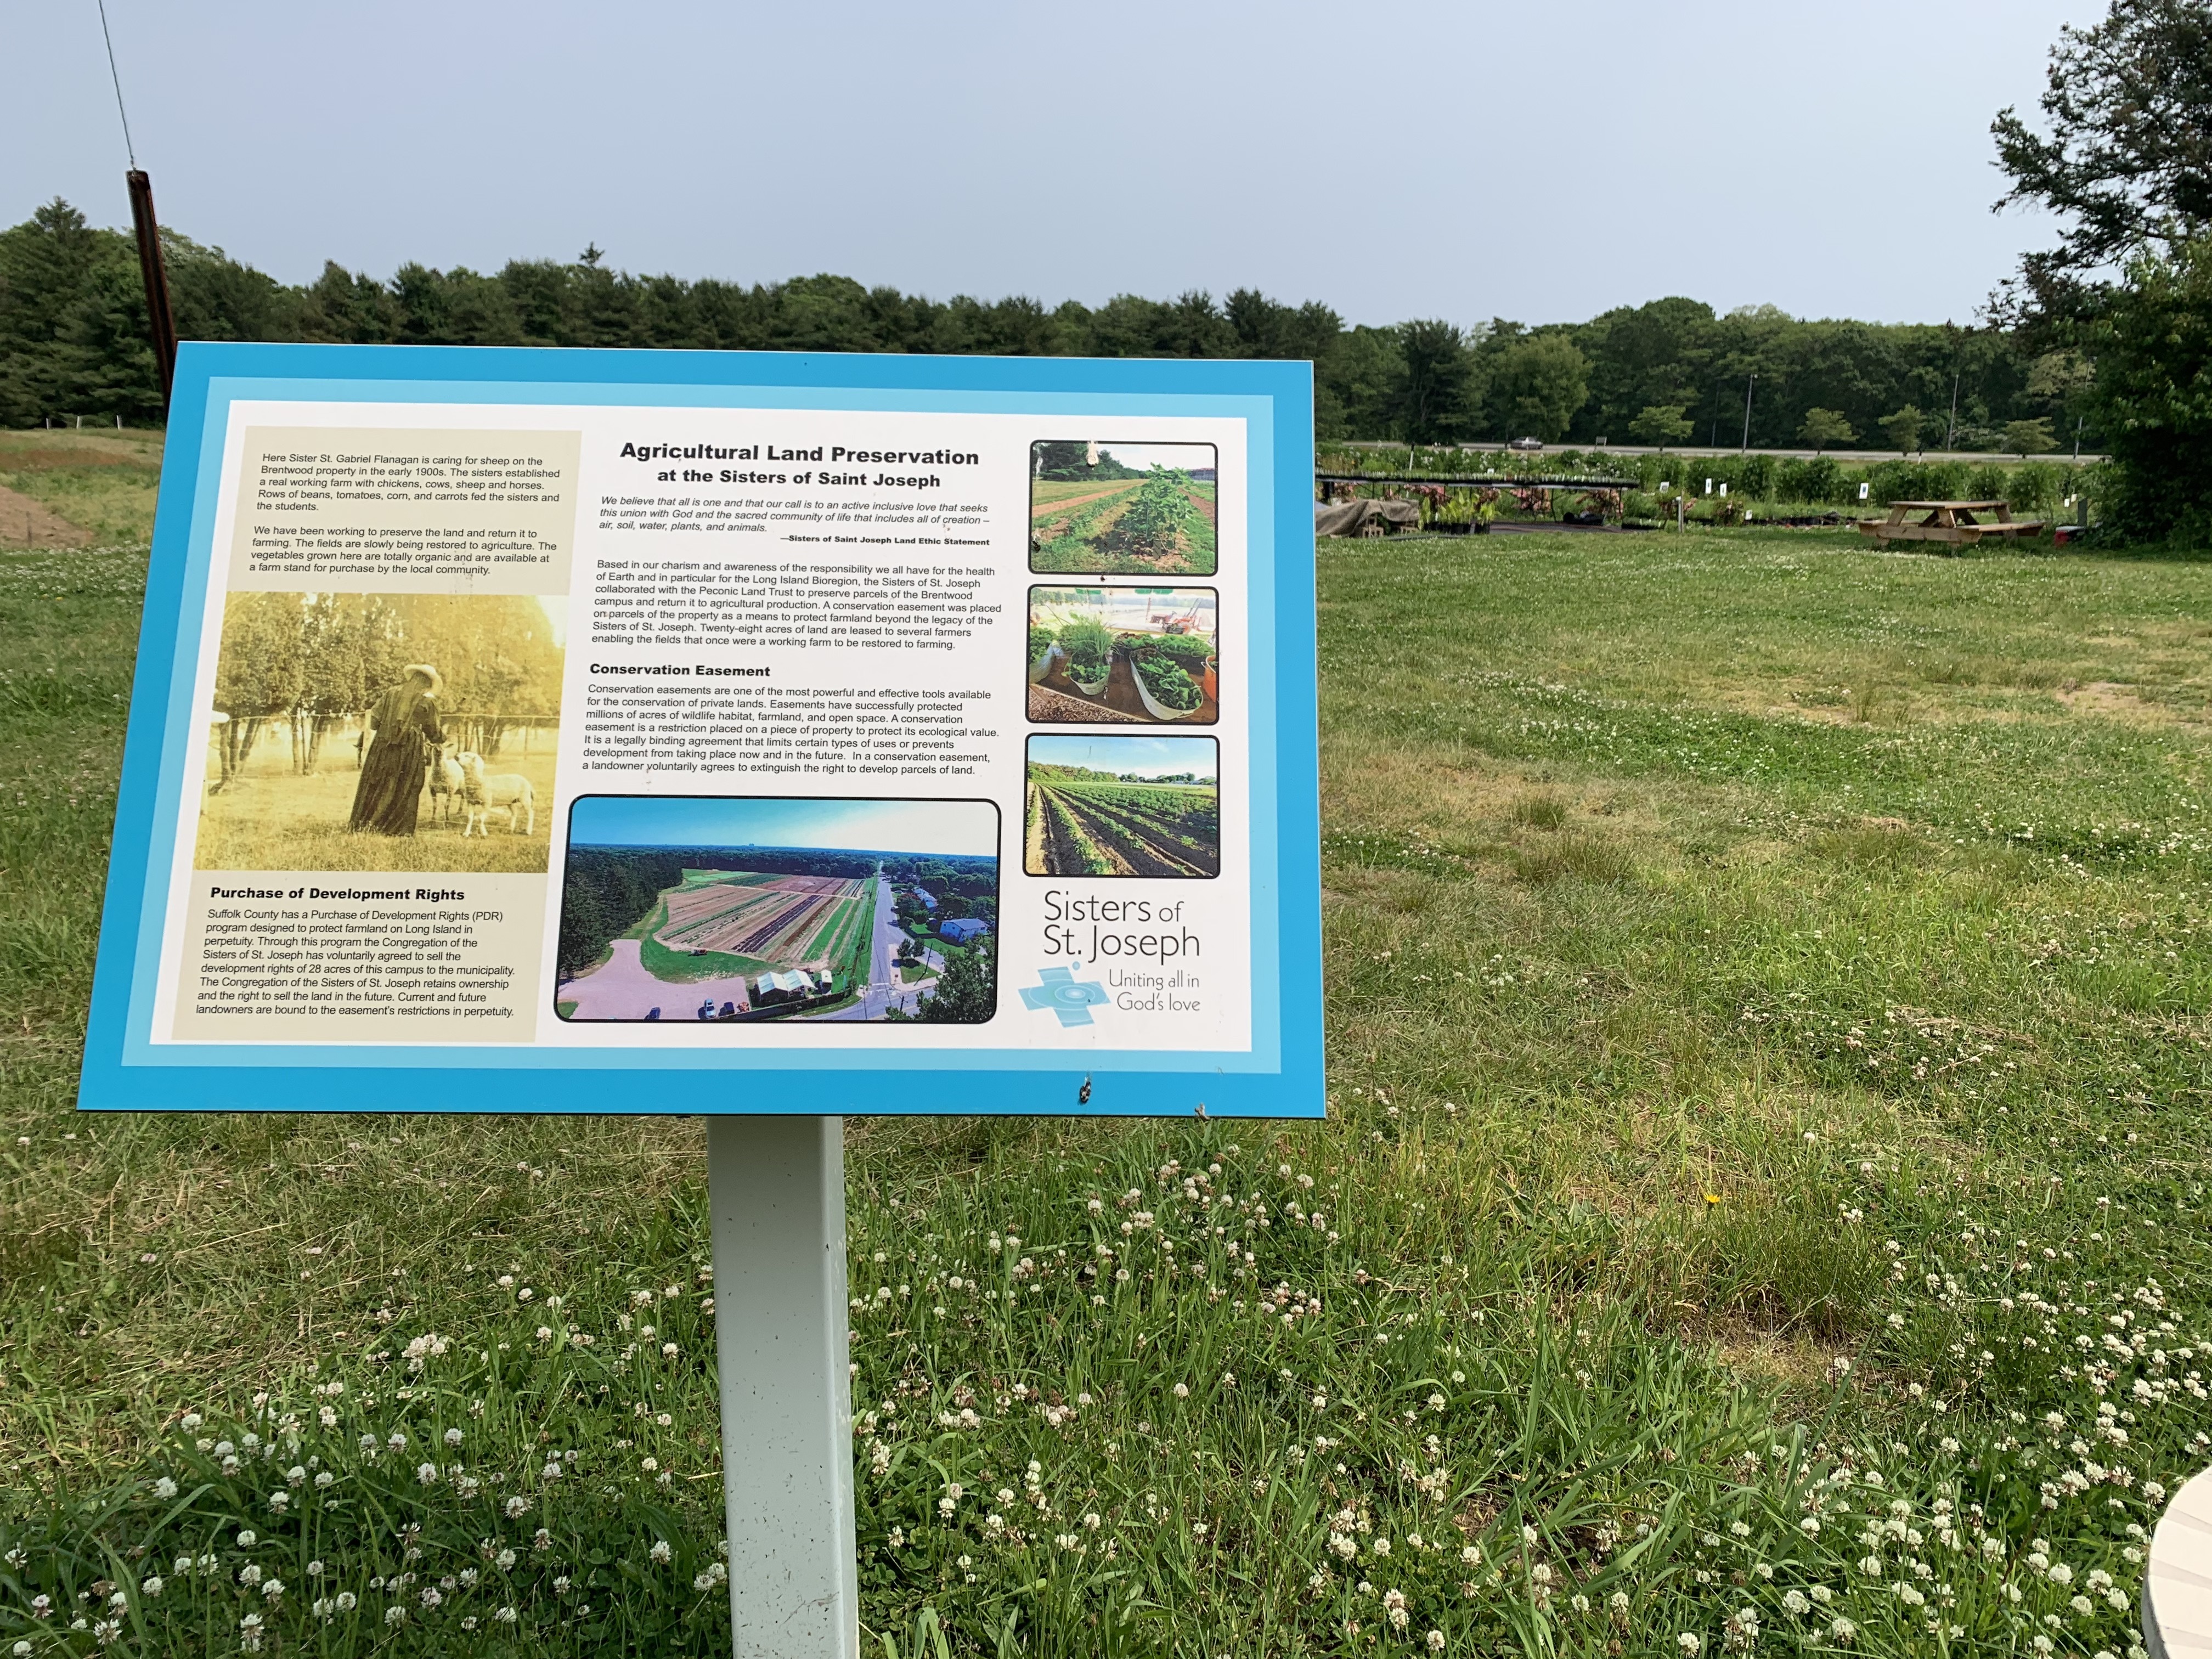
[708,1115,856,1658]
[77,342,1324,1651]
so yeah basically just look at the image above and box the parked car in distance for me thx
[1508,436,1545,452]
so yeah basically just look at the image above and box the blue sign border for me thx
[78,343,1323,1119]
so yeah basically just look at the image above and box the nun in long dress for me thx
[348,664,446,835]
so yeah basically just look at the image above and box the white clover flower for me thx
[444,1428,464,1447]
[1426,1631,1445,1651]
[1679,1635,1702,1655]
[238,1564,263,1588]
[236,1529,257,1547]
[650,1541,672,1564]
[1830,1616,1857,1643]
[140,1577,163,1598]
[495,1548,516,1570]
[150,1475,177,1499]
[494,1607,517,1623]
[335,1592,357,1611]
[504,1496,530,1519]
[1173,1383,1190,1398]
[385,1606,406,1626]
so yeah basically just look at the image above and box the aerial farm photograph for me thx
[555,795,998,1023]
[8,0,2212,1655]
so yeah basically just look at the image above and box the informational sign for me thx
[79,344,1323,1117]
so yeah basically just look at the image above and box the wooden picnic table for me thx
[1856,499,2047,551]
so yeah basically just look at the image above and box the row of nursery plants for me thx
[1318,444,2101,518]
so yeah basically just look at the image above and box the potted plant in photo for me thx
[1154,631,1214,697]
[1059,616,1113,697]
[1028,623,1059,684]
[1131,636,1207,720]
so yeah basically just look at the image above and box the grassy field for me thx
[0,428,166,548]
[2,527,2209,1657]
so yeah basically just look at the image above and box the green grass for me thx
[0,428,166,547]
[2,528,2210,1657]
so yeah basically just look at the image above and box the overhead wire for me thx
[97,0,138,169]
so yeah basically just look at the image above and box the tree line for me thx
[1,200,2080,454]
[5,0,2205,543]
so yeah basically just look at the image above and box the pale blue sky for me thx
[569,797,998,857]
[1030,736,1217,781]
[18,0,2081,328]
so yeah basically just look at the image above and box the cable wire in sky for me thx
[97,0,138,169]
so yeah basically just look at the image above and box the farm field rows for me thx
[1024,778,1219,877]
[1029,474,1218,575]
[652,872,866,968]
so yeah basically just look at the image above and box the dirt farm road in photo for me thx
[806,874,932,1022]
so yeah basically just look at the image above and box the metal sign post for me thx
[708,1115,858,1659]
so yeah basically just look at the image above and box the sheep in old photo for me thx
[457,750,535,837]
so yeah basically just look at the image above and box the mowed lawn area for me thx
[1,530,2208,1657]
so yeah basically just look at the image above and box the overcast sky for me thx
[15,0,2084,329]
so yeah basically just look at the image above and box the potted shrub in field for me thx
[1059,616,1113,696]
[1028,623,1059,684]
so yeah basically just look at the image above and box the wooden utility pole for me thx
[127,170,179,412]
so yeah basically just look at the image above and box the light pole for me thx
[1944,371,1960,453]
[1740,375,1756,453]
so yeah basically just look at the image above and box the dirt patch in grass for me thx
[0,482,92,549]
[1708,1326,1849,1388]
[2052,679,2204,727]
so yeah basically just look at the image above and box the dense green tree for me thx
[909,937,995,1023]
[1878,406,1926,453]
[2078,237,2212,543]
[1576,297,1716,439]
[1486,335,1589,442]
[1993,0,2212,326]
[2004,417,2058,455]
[0,198,2109,455]
[1387,319,1481,444]
[1627,403,1693,448]
[1798,408,1856,453]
